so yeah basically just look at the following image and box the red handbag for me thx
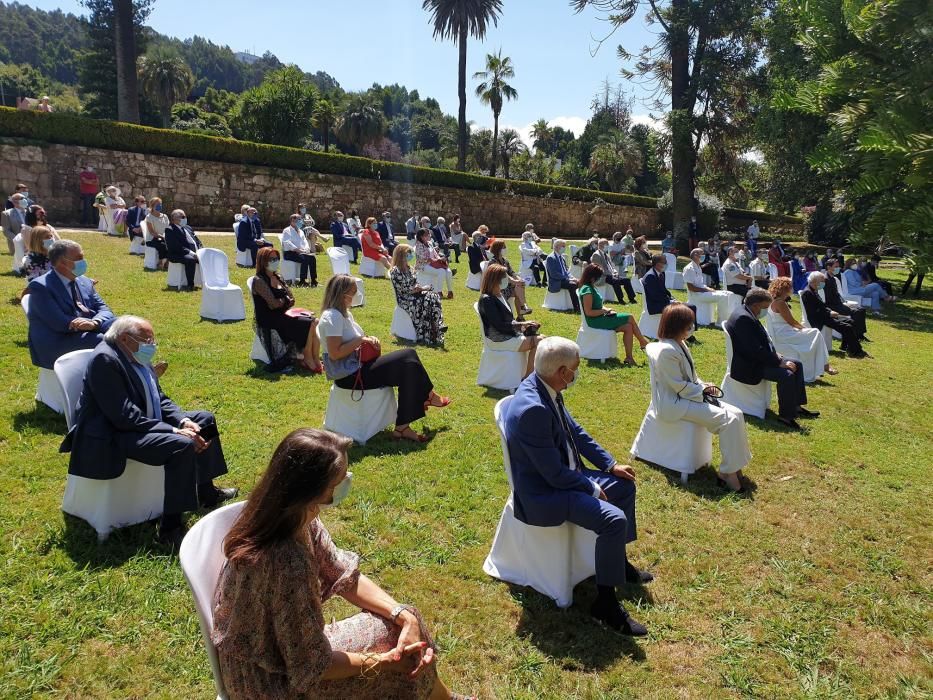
[358,339,381,364]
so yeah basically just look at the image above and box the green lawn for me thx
[0,233,930,699]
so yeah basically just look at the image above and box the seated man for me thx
[375,210,398,255]
[824,258,868,341]
[801,271,866,358]
[165,209,203,290]
[683,248,731,323]
[235,206,274,265]
[504,337,652,635]
[749,250,771,289]
[591,238,637,304]
[661,231,677,255]
[329,211,361,263]
[842,259,895,314]
[125,195,147,246]
[723,246,753,298]
[699,242,721,288]
[27,239,115,369]
[467,231,490,275]
[725,287,820,431]
[863,254,894,296]
[61,315,237,546]
[643,254,697,340]
[544,239,581,313]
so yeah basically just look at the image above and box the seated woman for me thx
[519,229,546,287]
[252,247,323,374]
[297,202,328,252]
[769,242,790,277]
[649,304,752,493]
[144,196,170,270]
[766,276,835,380]
[24,204,59,241]
[213,428,474,700]
[790,250,809,293]
[361,216,391,270]
[633,235,652,279]
[489,240,532,318]
[22,225,55,281]
[477,264,542,379]
[281,213,318,287]
[414,228,455,299]
[319,275,450,443]
[389,244,446,346]
[102,185,126,236]
[577,263,649,367]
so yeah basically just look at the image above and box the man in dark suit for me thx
[467,233,489,275]
[504,337,652,635]
[165,209,203,290]
[801,271,865,358]
[126,195,147,247]
[544,239,581,313]
[824,258,868,341]
[329,211,360,263]
[643,255,697,339]
[61,315,236,546]
[27,240,115,369]
[235,206,273,265]
[429,216,458,262]
[725,287,819,430]
[376,210,398,255]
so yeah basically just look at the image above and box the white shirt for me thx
[723,259,745,286]
[318,308,364,344]
[281,225,310,252]
[682,261,707,290]
[747,224,760,239]
[144,212,169,242]
[540,380,602,499]
[749,258,769,279]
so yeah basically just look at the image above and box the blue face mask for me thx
[180,218,188,228]
[42,238,53,250]
[268,260,280,272]
[818,282,825,290]
[154,203,162,212]
[406,253,414,263]
[132,339,157,365]
[72,258,88,277]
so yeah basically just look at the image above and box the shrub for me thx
[657,189,724,235]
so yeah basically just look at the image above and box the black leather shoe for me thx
[860,335,871,343]
[625,560,655,584]
[156,524,188,548]
[590,599,648,636]
[798,408,820,418]
[199,486,239,509]
[776,416,803,431]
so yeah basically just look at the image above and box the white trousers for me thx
[425,266,454,293]
[690,290,732,323]
[681,399,752,473]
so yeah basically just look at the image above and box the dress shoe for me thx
[625,560,655,584]
[798,407,820,418]
[156,524,188,548]
[860,335,871,343]
[199,486,239,509]
[589,599,648,636]
[776,416,803,431]
[685,335,698,344]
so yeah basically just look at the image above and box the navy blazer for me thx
[642,268,672,315]
[544,251,570,293]
[376,220,395,246]
[801,287,831,329]
[236,218,264,251]
[60,339,187,480]
[330,220,354,244]
[430,225,446,249]
[27,270,115,369]
[467,243,487,274]
[504,373,614,527]
[126,206,146,234]
[724,304,781,385]
[165,224,202,258]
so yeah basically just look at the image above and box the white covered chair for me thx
[598,281,618,303]
[234,248,253,268]
[797,290,833,353]
[568,245,584,280]
[323,385,397,445]
[721,323,772,419]
[197,248,245,322]
[630,353,713,484]
[637,296,662,339]
[576,311,618,363]
[664,252,685,290]
[390,306,417,342]
[143,245,160,270]
[518,247,535,285]
[543,288,574,311]
[129,235,145,255]
[359,256,387,278]
[839,272,872,308]
[179,500,245,700]
[466,260,487,291]
[483,396,597,608]
[688,294,716,326]
[416,266,449,293]
[326,248,365,307]
[55,349,165,540]
[12,232,25,274]
[768,263,780,280]
[167,260,203,290]
[280,258,300,283]
[20,296,66,413]
[474,302,528,392]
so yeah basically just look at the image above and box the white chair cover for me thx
[390,306,417,342]
[13,232,25,273]
[542,289,574,311]
[576,311,618,363]
[664,252,686,290]
[234,248,253,268]
[197,249,245,322]
[54,349,165,539]
[129,236,145,255]
[245,276,272,364]
[638,296,662,339]
[839,272,872,308]
[688,293,715,326]
[143,245,160,270]
[21,296,66,413]
[474,302,528,391]
[518,248,535,285]
[416,267,444,292]
[325,250,365,306]
[280,258,300,282]
[359,257,387,278]
[598,282,618,303]
[568,245,583,280]
[631,275,644,294]
[482,396,597,608]
[179,500,245,700]
[465,271,482,291]
[323,385,397,444]
[720,324,772,418]
[768,263,779,280]
[167,260,203,289]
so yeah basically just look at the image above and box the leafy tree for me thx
[311,98,338,152]
[530,118,552,153]
[423,0,503,170]
[138,47,194,127]
[0,3,86,85]
[195,86,238,117]
[469,127,493,172]
[361,137,403,163]
[170,102,231,137]
[510,151,559,184]
[629,123,668,197]
[473,49,518,178]
[497,128,527,179]
[0,62,51,107]
[557,154,595,188]
[231,65,318,147]
[589,130,642,192]
[336,96,385,153]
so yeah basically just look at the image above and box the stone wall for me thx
[0,140,660,236]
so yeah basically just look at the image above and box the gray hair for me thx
[691,247,704,259]
[534,337,580,378]
[727,246,738,256]
[807,271,826,285]
[552,238,566,250]
[170,209,185,221]
[104,315,149,343]
[48,239,81,265]
[525,223,535,231]
[420,216,432,226]
[745,287,772,307]
[436,216,445,224]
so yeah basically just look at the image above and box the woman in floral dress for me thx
[212,428,473,700]
[389,244,446,345]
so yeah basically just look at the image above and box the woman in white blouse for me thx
[281,213,318,286]
[144,196,170,270]
[102,185,126,237]
[414,228,455,299]
[346,209,363,238]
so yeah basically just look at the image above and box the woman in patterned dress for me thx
[389,244,446,346]
[213,428,473,700]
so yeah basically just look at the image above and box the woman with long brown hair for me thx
[477,263,542,378]
[213,429,473,699]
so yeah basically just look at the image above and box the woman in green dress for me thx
[578,263,649,366]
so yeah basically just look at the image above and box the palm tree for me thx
[138,48,194,128]
[588,131,643,192]
[469,127,493,172]
[423,0,503,171]
[530,118,552,153]
[473,49,518,178]
[114,0,140,123]
[497,128,527,180]
[312,99,338,152]
[337,96,385,153]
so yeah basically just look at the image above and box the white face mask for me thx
[320,472,353,509]
[499,276,510,291]
[564,366,579,389]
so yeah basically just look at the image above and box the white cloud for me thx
[632,113,664,131]
[547,116,588,137]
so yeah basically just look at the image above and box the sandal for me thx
[622,358,639,367]
[425,393,452,409]
[825,366,839,376]
[391,427,429,443]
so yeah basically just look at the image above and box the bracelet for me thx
[390,604,413,624]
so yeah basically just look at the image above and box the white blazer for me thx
[645,339,706,421]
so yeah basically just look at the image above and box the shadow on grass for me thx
[244,364,289,382]
[349,426,451,459]
[633,458,758,502]
[12,404,66,434]
[583,357,644,370]
[746,411,818,436]
[480,387,514,401]
[50,513,164,570]
[877,302,933,333]
[511,581,648,667]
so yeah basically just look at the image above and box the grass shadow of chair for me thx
[480,386,515,401]
[12,404,66,435]
[244,364,289,382]
[50,512,164,570]
[633,456,758,502]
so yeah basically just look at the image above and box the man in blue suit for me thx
[643,254,697,340]
[376,210,398,254]
[27,240,115,369]
[544,239,581,313]
[60,315,236,546]
[329,211,361,263]
[235,206,273,266]
[504,336,652,635]
[165,209,203,289]
[125,195,147,248]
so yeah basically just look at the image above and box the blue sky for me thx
[26,0,663,143]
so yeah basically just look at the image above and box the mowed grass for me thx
[0,232,931,699]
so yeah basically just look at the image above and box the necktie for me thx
[70,281,91,316]
[554,392,583,471]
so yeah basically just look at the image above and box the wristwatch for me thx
[390,604,413,624]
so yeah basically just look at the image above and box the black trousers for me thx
[284,250,317,282]
[559,279,581,312]
[530,257,546,286]
[80,194,98,226]
[901,272,924,297]
[146,238,168,260]
[606,275,637,303]
[440,242,460,262]
[335,237,361,262]
[244,240,274,266]
[727,284,749,299]
[829,303,866,338]
[335,349,434,427]
[114,410,228,516]
[701,262,720,287]
[168,251,199,287]
[824,316,862,355]
[761,360,807,419]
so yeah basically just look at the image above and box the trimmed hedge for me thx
[723,206,801,224]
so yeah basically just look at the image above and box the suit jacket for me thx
[478,294,519,341]
[330,220,353,244]
[791,259,808,292]
[642,268,672,315]
[126,206,146,234]
[467,243,487,274]
[590,248,617,277]
[544,251,570,293]
[724,304,781,385]
[60,339,187,479]
[430,225,447,249]
[801,287,831,329]
[824,275,850,314]
[504,373,614,527]
[376,220,395,246]
[165,224,202,257]
[27,271,115,369]
[646,339,705,421]
[236,218,264,251]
